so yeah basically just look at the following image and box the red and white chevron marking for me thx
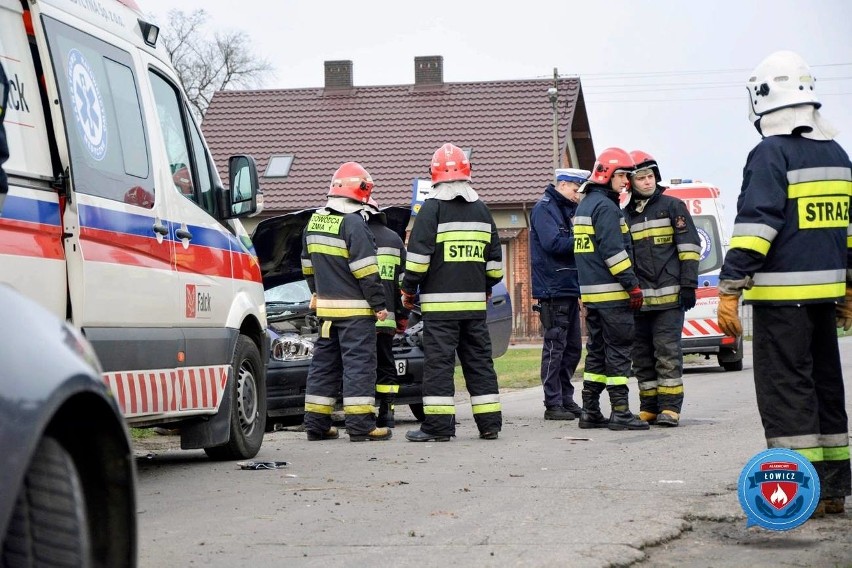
[104,365,229,417]
[682,318,723,337]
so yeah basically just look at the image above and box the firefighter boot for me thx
[578,381,608,429]
[607,386,650,431]
[350,427,393,442]
[655,410,679,427]
[376,399,395,428]
[306,426,340,441]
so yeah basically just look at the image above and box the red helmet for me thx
[328,162,374,203]
[590,147,634,185]
[430,143,471,184]
[629,150,661,183]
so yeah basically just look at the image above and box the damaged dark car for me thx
[252,207,513,428]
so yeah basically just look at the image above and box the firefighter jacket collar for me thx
[757,105,837,141]
[625,186,662,213]
[431,180,479,202]
[324,196,369,215]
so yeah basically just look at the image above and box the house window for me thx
[265,155,294,177]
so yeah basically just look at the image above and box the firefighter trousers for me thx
[539,299,582,408]
[420,318,502,437]
[375,332,398,408]
[753,304,850,499]
[633,307,685,415]
[304,318,378,437]
[584,306,634,380]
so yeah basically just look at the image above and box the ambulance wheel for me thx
[205,335,267,460]
[721,358,743,372]
[409,403,425,422]
[2,436,90,566]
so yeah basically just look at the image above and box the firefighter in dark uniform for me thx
[529,167,590,420]
[624,151,701,427]
[301,162,392,442]
[365,198,409,428]
[574,147,649,431]
[718,51,852,515]
[0,61,10,213]
[403,143,503,442]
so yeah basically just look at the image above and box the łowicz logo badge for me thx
[737,448,819,530]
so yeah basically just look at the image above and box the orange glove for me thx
[717,293,742,337]
[837,285,852,331]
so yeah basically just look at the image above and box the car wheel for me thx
[2,436,91,566]
[205,335,267,460]
[408,403,425,422]
[721,358,744,372]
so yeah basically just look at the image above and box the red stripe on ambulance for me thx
[104,365,228,417]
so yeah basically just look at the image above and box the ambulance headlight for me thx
[271,334,314,361]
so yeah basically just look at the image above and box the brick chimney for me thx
[414,55,443,86]
[324,60,353,89]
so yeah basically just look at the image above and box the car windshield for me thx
[265,280,312,305]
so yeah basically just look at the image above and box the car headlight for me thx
[271,333,315,361]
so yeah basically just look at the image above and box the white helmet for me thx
[747,51,820,124]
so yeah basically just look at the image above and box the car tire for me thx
[408,403,425,422]
[2,436,91,566]
[205,335,267,460]
[721,358,744,372]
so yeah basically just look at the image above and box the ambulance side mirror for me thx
[225,155,261,219]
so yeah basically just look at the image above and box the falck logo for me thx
[738,448,819,531]
[186,284,197,318]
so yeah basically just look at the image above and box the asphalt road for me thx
[135,338,852,567]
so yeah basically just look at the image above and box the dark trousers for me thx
[584,306,634,379]
[633,308,685,414]
[538,299,582,408]
[753,304,850,499]
[304,318,377,437]
[375,332,398,405]
[420,318,502,437]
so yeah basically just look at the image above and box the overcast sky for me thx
[142,0,852,229]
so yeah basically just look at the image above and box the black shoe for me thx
[405,429,451,442]
[563,401,583,418]
[578,411,609,429]
[608,410,650,431]
[479,431,499,440]
[544,406,576,421]
[306,426,339,441]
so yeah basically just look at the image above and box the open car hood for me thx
[253,206,411,290]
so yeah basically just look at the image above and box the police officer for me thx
[574,147,649,431]
[718,51,851,515]
[0,61,10,214]
[403,143,503,442]
[624,151,701,427]
[301,162,392,442]
[365,198,409,428]
[529,167,589,420]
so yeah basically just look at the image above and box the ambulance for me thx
[0,0,268,459]
[662,180,743,371]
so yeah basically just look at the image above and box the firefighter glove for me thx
[401,290,417,311]
[627,286,644,311]
[836,285,852,331]
[396,318,408,335]
[717,293,742,337]
[680,287,696,311]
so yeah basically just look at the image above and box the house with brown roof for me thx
[201,56,596,338]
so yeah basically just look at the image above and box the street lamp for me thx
[547,86,558,170]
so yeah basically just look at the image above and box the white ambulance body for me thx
[662,180,743,371]
[0,0,268,458]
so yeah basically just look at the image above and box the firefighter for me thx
[402,143,503,442]
[301,162,392,442]
[365,197,409,428]
[574,147,649,431]
[624,151,701,427]
[529,167,590,420]
[717,51,852,515]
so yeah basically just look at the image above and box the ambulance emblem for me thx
[67,48,107,161]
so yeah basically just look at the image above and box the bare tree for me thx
[157,9,273,119]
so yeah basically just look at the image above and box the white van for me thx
[663,180,743,371]
[0,0,268,458]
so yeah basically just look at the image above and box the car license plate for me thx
[394,359,407,376]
